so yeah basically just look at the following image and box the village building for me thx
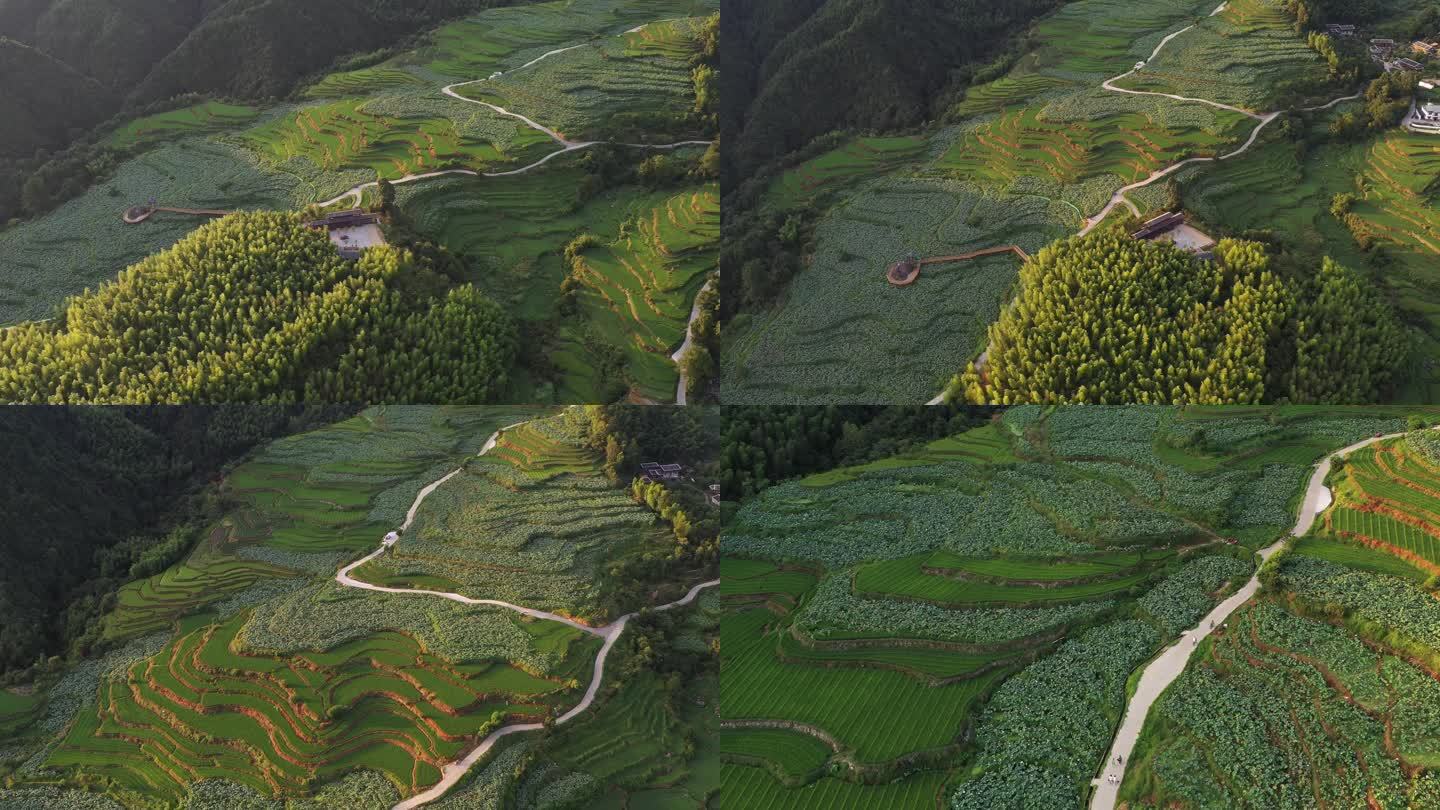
[305,209,387,260]
[1131,211,1216,256]
[1394,57,1425,72]
[1413,40,1439,56]
[1371,38,1397,59]
[639,461,682,481]
[382,531,400,548]
[1327,24,1357,37]
[1408,101,1440,133]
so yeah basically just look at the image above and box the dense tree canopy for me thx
[720,0,1060,191]
[721,405,998,499]
[0,405,347,678]
[0,211,519,403]
[951,233,1408,405]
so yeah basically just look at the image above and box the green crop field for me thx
[104,101,261,150]
[351,411,673,620]
[1121,599,1440,807]
[452,17,703,143]
[1317,437,1440,572]
[0,405,715,807]
[721,407,1440,808]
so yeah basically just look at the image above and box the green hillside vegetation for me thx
[0,405,350,680]
[721,405,1440,808]
[721,0,1063,189]
[0,211,519,404]
[722,0,1436,403]
[1120,424,1440,806]
[950,233,1407,405]
[351,414,676,621]
[0,406,717,806]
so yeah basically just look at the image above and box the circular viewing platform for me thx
[887,259,921,286]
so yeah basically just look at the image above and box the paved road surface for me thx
[1088,428,1417,810]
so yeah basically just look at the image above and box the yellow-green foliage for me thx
[956,233,1406,405]
[0,212,518,403]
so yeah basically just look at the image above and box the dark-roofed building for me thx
[305,208,386,259]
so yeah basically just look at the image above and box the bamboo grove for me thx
[0,212,518,403]
[951,233,1407,405]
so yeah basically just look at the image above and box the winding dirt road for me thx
[1088,428,1419,810]
[332,422,716,808]
[318,28,713,209]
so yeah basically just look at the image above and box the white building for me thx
[382,531,400,547]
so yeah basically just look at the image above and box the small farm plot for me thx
[0,139,297,327]
[723,177,1070,404]
[451,21,701,143]
[721,763,947,810]
[1321,437,1440,571]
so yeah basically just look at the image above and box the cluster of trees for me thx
[0,212,520,403]
[0,405,349,681]
[595,12,718,146]
[720,405,998,499]
[1278,0,1385,30]
[719,0,1061,192]
[1330,71,1418,140]
[951,234,1408,405]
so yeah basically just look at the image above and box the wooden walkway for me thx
[887,245,1031,286]
[123,205,233,224]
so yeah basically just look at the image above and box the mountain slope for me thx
[721,0,1061,189]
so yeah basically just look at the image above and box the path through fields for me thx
[1088,428,1418,810]
[332,421,716,808]
[929,0,1363,401]
[317,27,713,209]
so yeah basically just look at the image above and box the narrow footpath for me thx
[1088,428,1416,810]
[332,421,717,809]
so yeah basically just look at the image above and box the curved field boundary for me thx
[887,245,1031,286]
[333,420,716,809]
[1089,427,1430,810]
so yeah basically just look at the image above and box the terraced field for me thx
[763,136,927,211]
[1114,0,1328,110]
[452,16,704,143]
[45,609,596,803]
[721,407,1440,808]
[239,98,551,181]
[571,186,719,400]
[350,413,673,621]
[933,99,1249,189]
[104,101,261,150]
[1314,436,1440,573]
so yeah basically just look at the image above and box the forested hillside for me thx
[0,406,349,680]
[0,212,519,403]
[720,0,1061,190]
[0,0,521,221]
